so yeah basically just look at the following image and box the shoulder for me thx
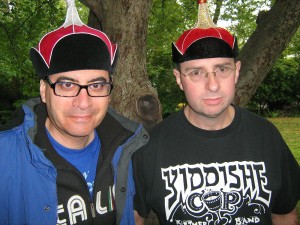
[149,110,182,138]
[135,111,182,156]
[0,108,24,131]
[236,106,288,151]
[100,107,148,144]
[237,106,279,132]
[0,127,25,177]
[0,98,40,132]
[107,107,141,132]
[0,128,21,151]
[0,100,40,157]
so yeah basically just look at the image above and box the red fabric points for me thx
[174,27,235,55]
[35,25,117,67]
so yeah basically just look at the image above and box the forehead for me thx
[180,57,235,69]
[49,69,110,82]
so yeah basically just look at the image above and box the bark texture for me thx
[234,0,300,106]
[80,0,162,129]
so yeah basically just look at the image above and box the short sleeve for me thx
[272,140,300,214]
[133,148,152,218]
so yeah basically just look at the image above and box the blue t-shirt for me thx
[46,129,101,197]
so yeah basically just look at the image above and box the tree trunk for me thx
[234,0,300,107]
[80,0,162,129]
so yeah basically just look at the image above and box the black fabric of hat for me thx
[172,37,238,64]
[30,33,116,78]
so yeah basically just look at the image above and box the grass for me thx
[268,117,300,164]
[267,117,300,219]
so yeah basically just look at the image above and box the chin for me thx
[68,126,95,137]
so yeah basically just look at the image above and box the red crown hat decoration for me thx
[30,0,118,78]
[172,0,238,63]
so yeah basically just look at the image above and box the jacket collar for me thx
[29,99,134,166]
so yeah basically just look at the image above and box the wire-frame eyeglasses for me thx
[180,65,236,83]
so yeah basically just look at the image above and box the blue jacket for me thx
[0,98,149,225]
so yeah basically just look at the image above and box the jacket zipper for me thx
[90,202,96,218]
[60,168,96,219]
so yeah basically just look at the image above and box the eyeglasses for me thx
[45,77,113,97]
[180,65,236,83]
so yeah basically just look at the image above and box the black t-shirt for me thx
[133,106,300,225]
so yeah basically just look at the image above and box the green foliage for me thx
[147,0,198,117]
[247,28,300,116]
[0,0,88,123]
[0,0,299,122]
[248,58,299,115]
[217,0,272,46]
[0,0,65,102]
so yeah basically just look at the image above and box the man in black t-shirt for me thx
[133,1,300,225]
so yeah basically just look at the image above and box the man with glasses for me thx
[133,1,299,224]
[0,2,148,225]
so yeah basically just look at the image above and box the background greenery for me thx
[0,0,88,124]
[0,0,299,123]
[268,117,300,218]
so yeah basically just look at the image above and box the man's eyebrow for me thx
[55,76,108,83]
[88,77,108,83]
[183,62,234,73]
[56,76,76,82]
[215,62,232,67]
[185,66,204,71]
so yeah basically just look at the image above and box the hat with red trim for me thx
[30,0,117,78]
[172,0,238,64]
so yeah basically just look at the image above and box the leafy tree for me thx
[0,0,87,124]
[248,28,300,116]
[235,0,300,107]
[0,0,61,121]
[0,0,300,126]
[146,0,197,117]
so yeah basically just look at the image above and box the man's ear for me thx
[40,79,47,103]
[173,68,184,91]
[234,61,241,84]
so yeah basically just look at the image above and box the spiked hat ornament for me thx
[30,0,118,78]
[172,0,238,63]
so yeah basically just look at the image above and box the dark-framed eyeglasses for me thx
[181,65,236,83]
[45,77,113,97]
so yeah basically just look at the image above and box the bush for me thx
[247,57,300,117]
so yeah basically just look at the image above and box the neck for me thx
[184,105,235,130]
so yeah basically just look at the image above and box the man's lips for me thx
[203,97,222,105]
[69,115,93,122]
